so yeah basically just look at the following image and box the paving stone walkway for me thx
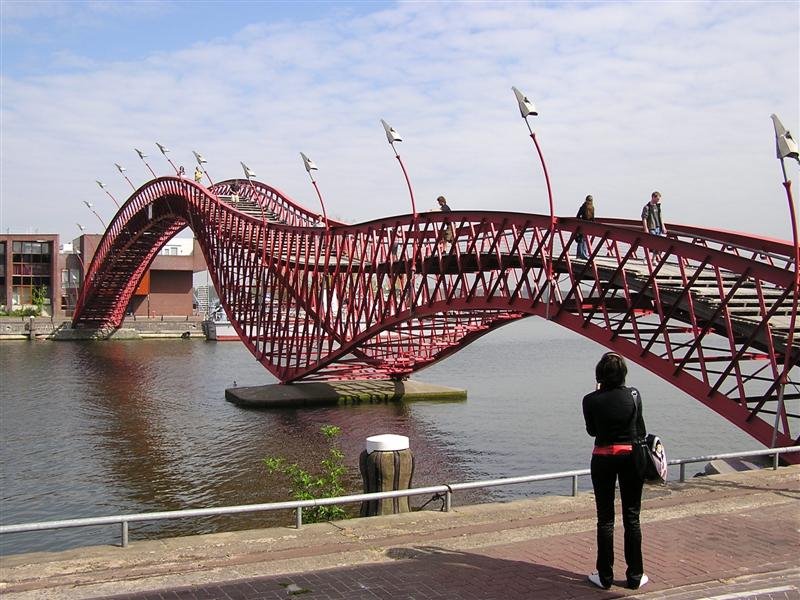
[2,466,798,600]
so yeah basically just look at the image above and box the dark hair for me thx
[595,352,627,389]
[583,196,595,220]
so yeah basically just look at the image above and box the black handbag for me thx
[629,389,668,483]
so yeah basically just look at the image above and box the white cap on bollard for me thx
[366,434,409,454]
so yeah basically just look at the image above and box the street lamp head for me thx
[135,148,148,159]
[192,151,207,165]
[300,152,318,173]
[95,180,106,189]
[156,142,170,155]
[114,163,126,173]
[76,223,85,231]
[771,114,800,163]
[381,119,403,144]
[241,162,256,180]
[83,200,93,208]
[512,86,538,119]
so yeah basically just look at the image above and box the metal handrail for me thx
[2,445,798,548]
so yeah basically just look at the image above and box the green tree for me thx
[30,285,48,315]
[263,425,348,523]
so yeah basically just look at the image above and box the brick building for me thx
[1,233,207,319]
[0,234,60,316]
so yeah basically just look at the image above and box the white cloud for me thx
[1,1,797,241]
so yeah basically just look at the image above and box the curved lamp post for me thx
[115,163,136,192]
[770,113,800,447]
[156,142,180,176]
[241,161,263,215]
[95,180,120,208]
[82,200,106,229]
[193,151,213,185]
[135,148,157,179]
[241,161,268,264]
[381,119,417,219]
[300,152,329,231]
[513,86,556,318]
[381,119,418,307]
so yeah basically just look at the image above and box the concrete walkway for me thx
[1,466,798,600]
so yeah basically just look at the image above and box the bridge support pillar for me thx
[359,434,414,516]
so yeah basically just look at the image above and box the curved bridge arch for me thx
[73,177,799,454]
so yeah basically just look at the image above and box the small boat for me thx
[202,305,241,342]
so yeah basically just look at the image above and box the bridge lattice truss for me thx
[73,177,799,453]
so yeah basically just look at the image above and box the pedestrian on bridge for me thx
[436,195,454,252]
[582,352,649,591]
[641,191,667,236]
[576,195,594,259]
[194,166,203,183]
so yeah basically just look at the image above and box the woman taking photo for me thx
[582,352,648,590]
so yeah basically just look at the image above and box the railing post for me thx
[773,451,779,470]
[295,507,303,529]
[121,521,129,547]
[680,463,686,482]
[572,475,578,497]
[445,489,452,512]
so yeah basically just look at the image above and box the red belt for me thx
[593,444,633,456]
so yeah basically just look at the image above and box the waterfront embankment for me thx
[1,465,797,600]
[0,316,206,340]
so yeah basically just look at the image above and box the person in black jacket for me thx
[575,195,595,259]
[582,352,648,590]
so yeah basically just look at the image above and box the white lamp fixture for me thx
[241,162,257,180]
[512,86,538,118]
[771,114,800,162]
[381,119,403,144]
[300,152,318,173]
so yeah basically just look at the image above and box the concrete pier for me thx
[225,379,467,408]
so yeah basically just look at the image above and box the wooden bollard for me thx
[359,434,414,516]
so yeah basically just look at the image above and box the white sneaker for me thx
[630,574,649,589]
[588,572,610,589]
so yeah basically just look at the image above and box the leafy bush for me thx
[0,307,40,317]
[31,285,48,313]
[264,424,348,523]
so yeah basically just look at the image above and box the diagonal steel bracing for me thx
[73,177,799,456]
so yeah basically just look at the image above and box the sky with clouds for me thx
[1,0,798,244]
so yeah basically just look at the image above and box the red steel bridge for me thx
[72,176,799,454]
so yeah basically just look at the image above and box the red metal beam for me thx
[73,177,799,458]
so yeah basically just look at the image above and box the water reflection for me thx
[1,319,755,554]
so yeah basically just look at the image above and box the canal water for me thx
[0,317,754,555]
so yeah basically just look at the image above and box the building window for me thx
[10,241,52,313]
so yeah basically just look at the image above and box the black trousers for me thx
[590,452,645,588]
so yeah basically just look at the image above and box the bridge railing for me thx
[589,217,796,271]
[1,445,797,549]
